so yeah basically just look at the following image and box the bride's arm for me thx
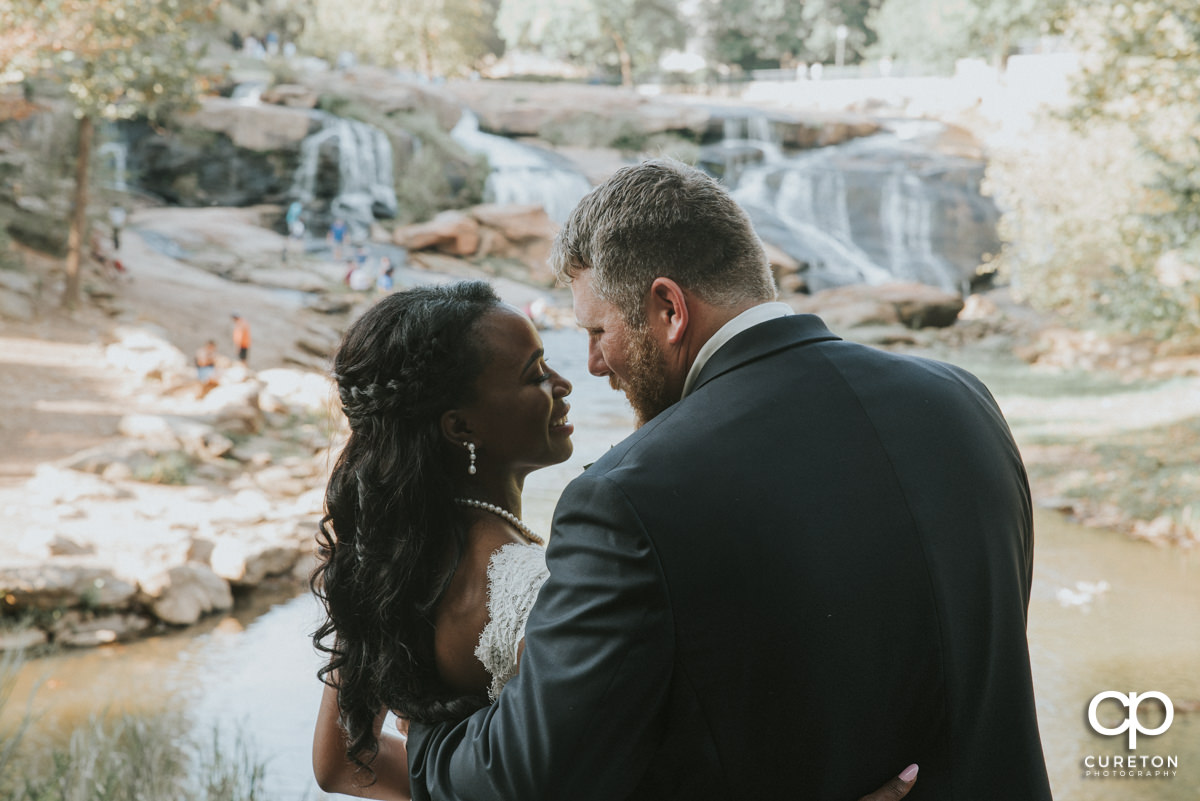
[313,677,412,801]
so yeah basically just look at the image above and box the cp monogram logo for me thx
[1087,691,1174,749]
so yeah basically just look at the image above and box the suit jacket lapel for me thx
[690,314,842,395]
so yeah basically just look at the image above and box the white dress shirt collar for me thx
[680,302,793,398]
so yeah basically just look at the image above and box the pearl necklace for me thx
[454,498,545,546]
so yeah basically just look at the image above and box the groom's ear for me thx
[647,277,689,346]
[440,409,474,447]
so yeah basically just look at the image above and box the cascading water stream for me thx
[291,113,397,236]
[450,111,592,223]
[717,115,998,293]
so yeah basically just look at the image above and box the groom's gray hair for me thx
[551,158,776,326]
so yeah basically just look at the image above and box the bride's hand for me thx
[856,764,918,801]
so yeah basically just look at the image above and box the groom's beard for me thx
[611,325,676,428]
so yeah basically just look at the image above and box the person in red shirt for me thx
[231,314,251,365]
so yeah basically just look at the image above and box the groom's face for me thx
[571,271,676,426]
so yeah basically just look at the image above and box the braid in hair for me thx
[311,281,500,777]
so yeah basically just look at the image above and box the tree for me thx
[298,0,502,78]
[497,0,687,87]
[985,0,1200,339]
[868,0,1064,70]
[1068,0,1200,268]
[4,0,217,309]
[704,0,880,71]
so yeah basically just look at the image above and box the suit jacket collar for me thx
[689,313,841,395]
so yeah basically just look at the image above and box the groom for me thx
[407,160,1052,799]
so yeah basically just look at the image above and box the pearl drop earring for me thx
[466,442,477,475]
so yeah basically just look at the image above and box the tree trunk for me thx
[611,30,633,89]
[63,114,93,310]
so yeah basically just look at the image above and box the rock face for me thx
[393,203,560,285]
[145,564,235,626]
[788,282,965,330]
[728,127,999,293]
[443,80,881,152]
[176,97,317,151]
[0,326,338,650]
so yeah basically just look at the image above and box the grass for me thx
[0,651,273,801]
[130,450,196,485]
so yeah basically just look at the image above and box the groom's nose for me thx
[586,340,610,377]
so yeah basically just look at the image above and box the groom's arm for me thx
[407,474,673,801]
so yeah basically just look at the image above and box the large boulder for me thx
[257,368,335,415]
[444,80,709,143]
[55,611,153,647]
[470,204,558,285]
[105,326,190,381]
[392,210,481,255]
[789,282,965,329]
[143,563,233,626]
[118,414,235,459]
[174,96,317,151]
[0,563,138,611]
[210,532,302,587]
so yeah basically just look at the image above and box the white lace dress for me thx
[473,542,549,701]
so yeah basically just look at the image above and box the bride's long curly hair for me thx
[311,280,500,772]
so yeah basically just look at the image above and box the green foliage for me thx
[7,0,218,124]
[869,0,1065,69]
[1067,0,1200,268]
[986,117,1200,338]
[497,0,687,85]
[706,0,880,70]
[298,0,502,77]
[986,0,1200,340]
[131,450,196,485]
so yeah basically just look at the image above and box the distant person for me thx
[195,340,218,383]
[375,256,395,293]
[286,201,304,230]
[327,218,348,261]
[108,205,126,252]
[283,201,305,262]
[348,264,374,292]
[343,259,357,287]
[231,314,251,366]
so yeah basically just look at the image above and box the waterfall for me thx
[291,113,397,235]
[450,111,592,223]
[719,113,999,292]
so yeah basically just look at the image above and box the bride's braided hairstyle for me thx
[311,280,500,774]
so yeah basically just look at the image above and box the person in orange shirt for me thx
[231,314,251,365]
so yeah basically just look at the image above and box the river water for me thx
[5,327,1199,799]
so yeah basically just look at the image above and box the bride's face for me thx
[459,306,574,476]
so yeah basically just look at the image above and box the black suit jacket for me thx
[409,314,1052,800]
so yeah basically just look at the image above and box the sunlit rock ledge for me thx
[0,328,339,651]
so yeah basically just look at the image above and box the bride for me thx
[310,281,918,801]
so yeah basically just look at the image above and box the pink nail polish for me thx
[900,764,919,782]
